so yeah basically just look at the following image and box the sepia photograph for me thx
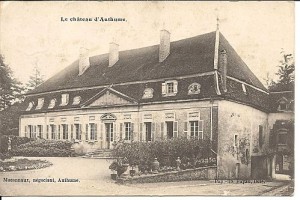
[0,1,295,197]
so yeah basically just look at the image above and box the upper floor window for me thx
[188,83,201,95]
[35,98,44,110]
[278,102,287,111]
[26,101,35,111]
[60,94,69,106]
[162,80,178,96]
[72,96,81,105]
[48,98,56,109]
[277,97,289,111]
[142,88,154,99]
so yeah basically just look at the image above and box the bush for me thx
[10,139,73,157]
[112,137,215,170]
[0,152,12,160]
[0,135,34,153]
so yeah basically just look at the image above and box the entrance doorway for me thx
[105,123,114,149]
[166,121,174,139]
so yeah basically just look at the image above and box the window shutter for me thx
[151,122,155,141]
[174,81,178,94]
[140,123,143,141]
[46,125,49,139]
[131,123,134,141]
[162,83,166,95]
[79,124,82,140]
[184,122,188,138]
[95,123,98,140]
[161,122,164,139]
[25,126,28,138]
[71,124,74,139]
[199,120,203,139]
[113,123,117,141]
[34,125,37,138]
[41,125,43,139]
[58,125,60,140]
[173,121,178,138]
[119,123,123,140]
[100,123,103,141]
[86,124,88,140]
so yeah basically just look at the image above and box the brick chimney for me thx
[78,47,90,76]
[159,29,170,62]
[220,49,228,92]
[109,42,119,67]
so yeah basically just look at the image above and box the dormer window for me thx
[26,101,34,111]
[48,98,57,109]
[188,83,201,95]
[72,96,81,105]
[242,84,247,94]
[277,97,289,111]
[60,94,69,106]
[35,98,44,110]
[142,88,154,99]
[162,80,178,96]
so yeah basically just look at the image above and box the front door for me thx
[105,123,114,149]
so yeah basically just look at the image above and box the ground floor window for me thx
[37,125,43,138]
[75,124,81,140]
[124,122,131,141]
[90,123,97,140]
[190,121,199,139]
[166,121,174,139]
[28,125,34,138]
[50,124,56,139]
[145,122,152,142]
[62,124,68,140]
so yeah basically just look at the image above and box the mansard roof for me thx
[27,31,266,95]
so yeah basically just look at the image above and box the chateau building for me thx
[19,27,294,179]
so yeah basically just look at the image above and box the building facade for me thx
[19,28,294,179]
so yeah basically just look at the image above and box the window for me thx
[60,94,69,106]
[48,99,56,109]
[234,135,238,147]
[26,102,35,111]
[188,83,201,95]
[190,121,199,139]
[142,88,154,99]
[145,122,152,142]
[279,103,287,111]
[28,125,34,138]
[190,121,203,139]
[75,124,81,140]
[62,124,68,140]
[36,98,44,110]
[277,130,288,145]
[37,125,43,138]
[259,125,263,147]
[124,122,131,141]
[90,123,97,140]
[72,96,81,105]
[242,84,247,94]
[162,80,178,96]
[50,125,56,139]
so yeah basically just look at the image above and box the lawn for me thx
[0,158,52,172]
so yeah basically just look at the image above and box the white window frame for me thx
[26,102,35,111]
[72,96,81,105]
[48,99,56,109]
[60,94,69,106]
[124,122,131,141]
[162,80,178,96]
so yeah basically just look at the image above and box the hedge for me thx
[10,139,73,157]
[112,137,216,168]
[0,135,34,153]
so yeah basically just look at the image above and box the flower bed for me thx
[0,158,52,172]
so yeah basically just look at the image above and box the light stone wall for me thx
[217,100,269,179]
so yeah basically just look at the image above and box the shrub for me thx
[10,139,73,157]
[0,152,12,160]
[0,135,34,153]
[111,137,215,170]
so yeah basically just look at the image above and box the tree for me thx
[0,54,23,110]
[268,51,294,91]
[25,64,44,92]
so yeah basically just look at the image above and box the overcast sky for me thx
[0,1,294,86]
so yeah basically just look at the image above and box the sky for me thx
[0,1,295,87]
